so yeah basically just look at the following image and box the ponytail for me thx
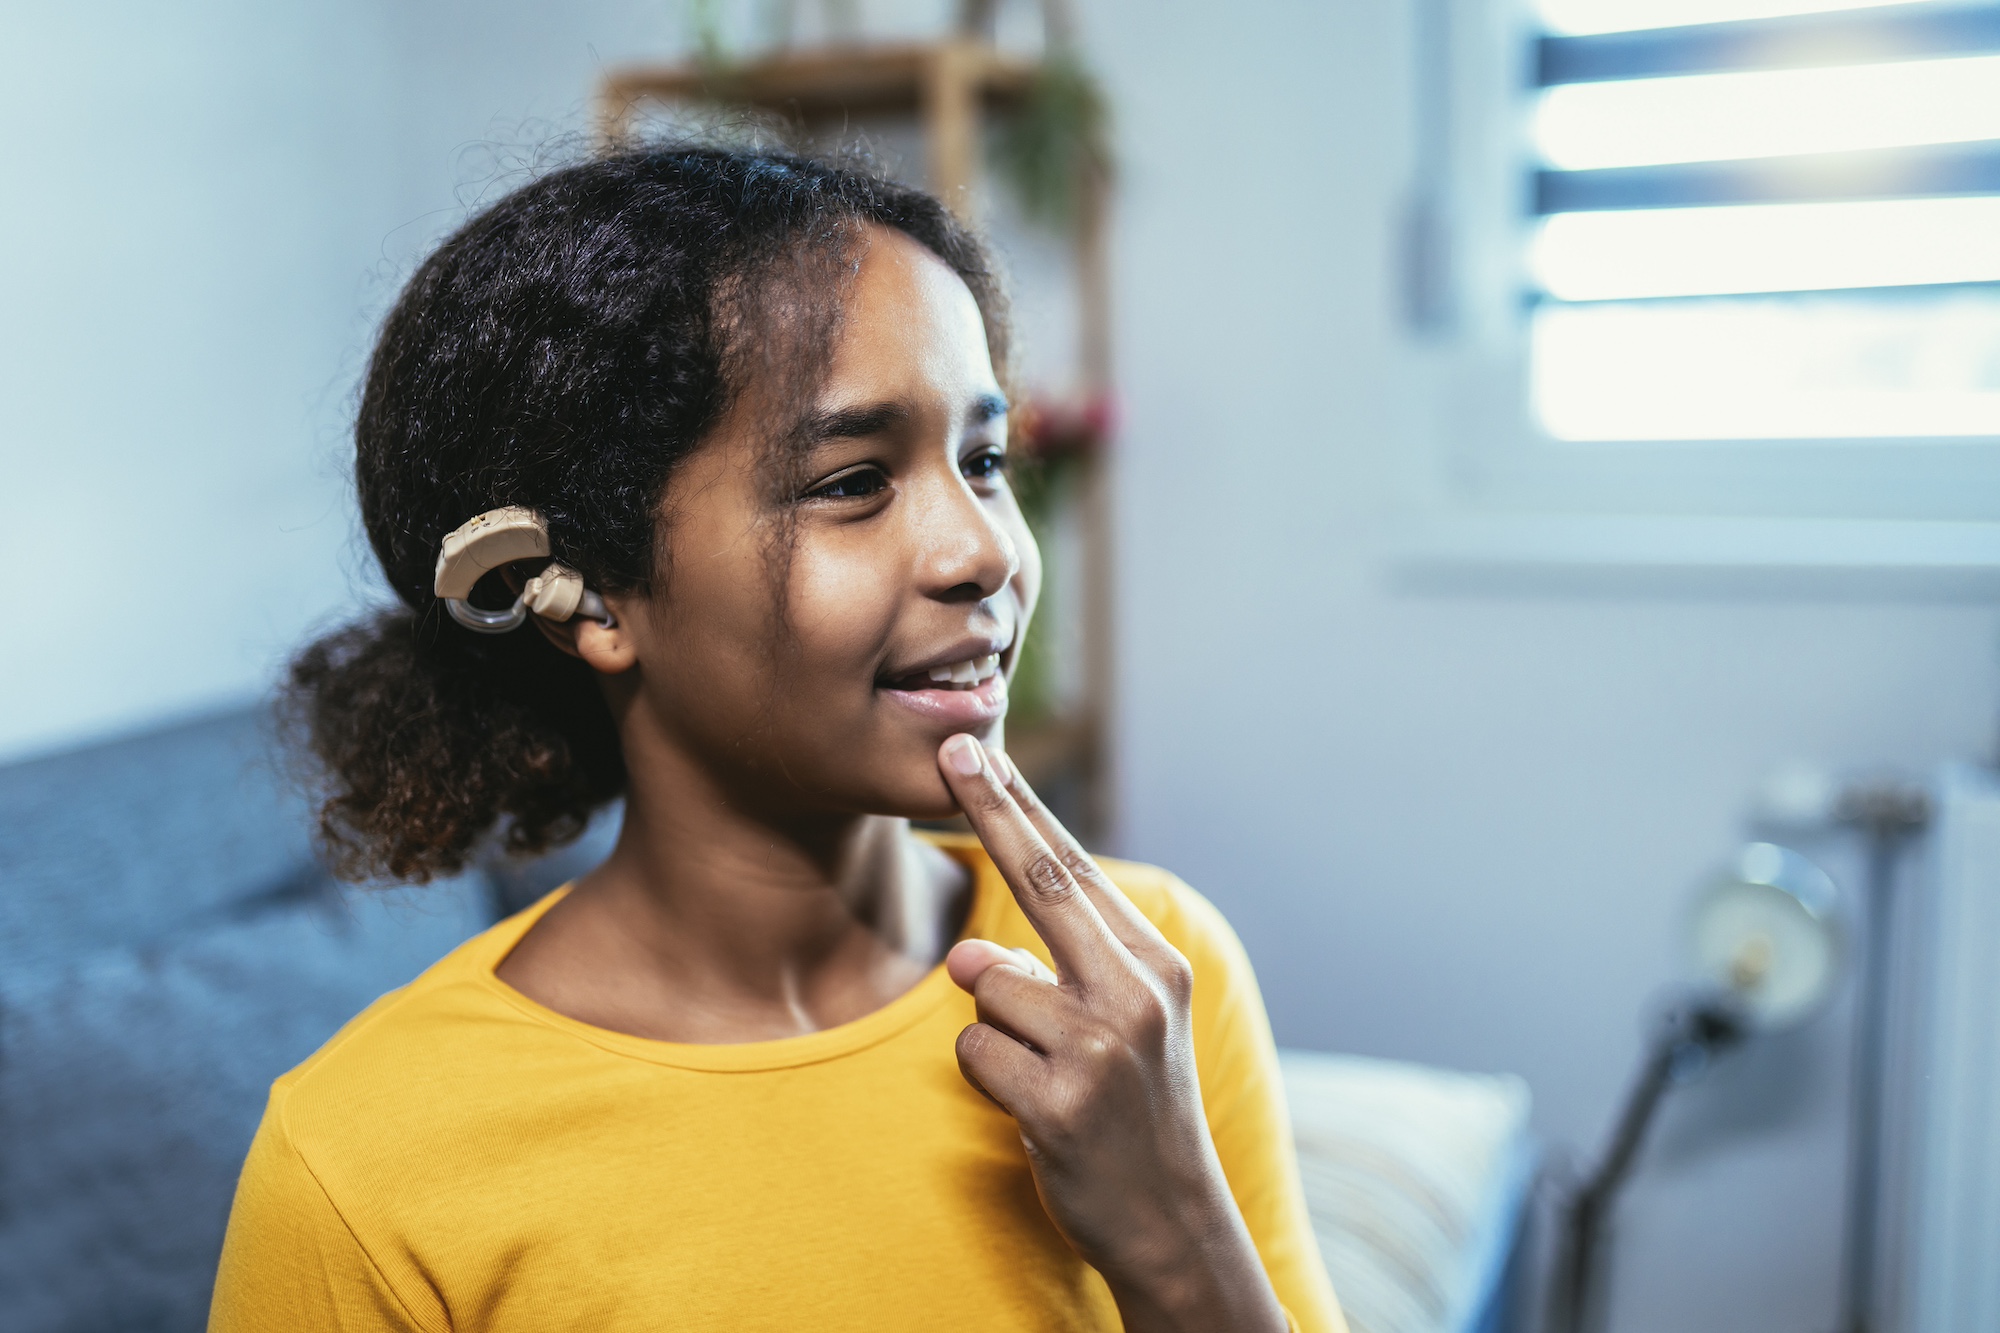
[284,610,623,883]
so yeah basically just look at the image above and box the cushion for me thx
[1280,1050,1536,1333]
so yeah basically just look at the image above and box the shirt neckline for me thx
[466,832,1005,1072]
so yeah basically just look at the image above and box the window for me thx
[1526,0,2000,444]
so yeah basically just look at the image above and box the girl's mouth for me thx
[878,651,1010,726]
[881,653,1001,692]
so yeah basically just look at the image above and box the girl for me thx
[212,147,1341,1333]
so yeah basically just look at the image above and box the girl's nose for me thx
[916,473,1019,604]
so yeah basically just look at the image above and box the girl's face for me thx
[598,225,1040,820]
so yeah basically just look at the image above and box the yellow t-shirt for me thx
[209,836,1343,1332]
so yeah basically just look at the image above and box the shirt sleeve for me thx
[1154,874,1347,1333]
[209,1098,432,1333]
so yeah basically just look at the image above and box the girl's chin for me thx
[774,718,1008,820]
[849,762,994,824]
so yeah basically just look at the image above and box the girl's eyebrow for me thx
[806,392,1009,442]
[807,402,909,441]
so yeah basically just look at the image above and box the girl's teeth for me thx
[924,654,1004,687]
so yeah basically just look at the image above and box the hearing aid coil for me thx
[433,507,613,634]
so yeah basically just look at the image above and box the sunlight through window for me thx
[1534,197,2000,301]
[1533,293,2000,440]
[1536,55,2000,171]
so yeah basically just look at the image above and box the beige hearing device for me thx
[433,507,614,634]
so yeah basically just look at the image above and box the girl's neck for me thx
[603,798,960,979]
[494,732,972,1045]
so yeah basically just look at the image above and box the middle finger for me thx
[990,751,1172,960]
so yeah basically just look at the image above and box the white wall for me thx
[0,1,413,759]
[7,3,1996,1331]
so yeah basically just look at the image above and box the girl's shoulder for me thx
[254,893,576,1150]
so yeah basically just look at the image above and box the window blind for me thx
[1527,1,2000,442]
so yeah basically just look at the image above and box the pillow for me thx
[1279,1050,1536,1333]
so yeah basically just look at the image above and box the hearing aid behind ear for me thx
[434,507,615,634]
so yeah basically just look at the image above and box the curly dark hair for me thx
[287,146,1009,883]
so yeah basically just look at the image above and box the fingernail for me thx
[945,734,984,776]
[991,749,1017,786]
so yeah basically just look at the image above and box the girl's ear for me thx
[531,599,639,675]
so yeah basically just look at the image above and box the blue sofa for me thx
[0,707,610,1333]
[0,707,1531,1333]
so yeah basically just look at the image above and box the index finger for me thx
[938,733,1129,987]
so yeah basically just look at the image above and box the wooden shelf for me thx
[602,41,1042,209]
[603,41,1038,119]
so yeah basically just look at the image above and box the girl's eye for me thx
[807,466,888,501]
[962,447,1008,482]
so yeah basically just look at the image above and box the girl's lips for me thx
[878,671,1009,725]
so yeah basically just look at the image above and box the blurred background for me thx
[5,3,2000,1333]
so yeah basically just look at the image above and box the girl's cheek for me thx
[790,550,902,661]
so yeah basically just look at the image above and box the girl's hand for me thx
[936,734,1289,1333]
